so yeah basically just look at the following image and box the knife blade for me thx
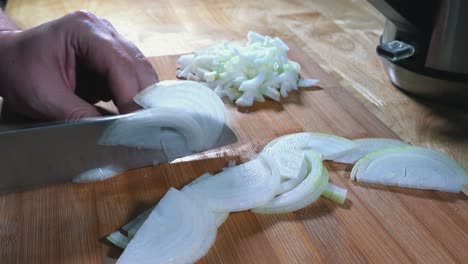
[0,111,237,192]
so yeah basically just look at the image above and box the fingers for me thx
[66,11,158,114]
[45,90,102,121]
[100,18,159,93]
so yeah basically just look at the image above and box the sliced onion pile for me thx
[110,134,349,262]
[109,133,467,263]
[176,32,319,106]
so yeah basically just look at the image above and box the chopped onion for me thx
[322,183,348,204]
[262,132,356,179]
[298,78,319,88]
[184,153,280,212]
[176,32,319,106]
[107,231,130,249]
[331,137,409,164]
[351,146,468,193]
[252,150,329,214]
[117,188,217,264]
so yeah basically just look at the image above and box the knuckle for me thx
[115,49,135,69]
[70,10,99,23]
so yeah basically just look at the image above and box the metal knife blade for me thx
[0,111,237,192]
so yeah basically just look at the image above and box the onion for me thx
[274,155,309,195]
[117,188,217,264]
[99,107,204,151]
[331,138,409,164]
[262,132,356,180]
[124,209,152,239]
[252,150,329,214]
[322,183,348,204]
[176,32,319,106]
[184,153,280,212]
[134,80,227,149]
[107,231,130,249]
[351,146,468,193]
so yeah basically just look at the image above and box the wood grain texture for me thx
[0,48,467,263]
[1,0,467,263]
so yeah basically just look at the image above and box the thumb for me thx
[46,91,102,121]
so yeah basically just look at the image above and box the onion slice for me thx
[331,137,409,164]
[351,146,468,193]
[252,150,329,214]
[184,153,280,212]
[262,132,356,179]
[117,188,217,264]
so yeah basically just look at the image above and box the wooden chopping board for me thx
[0,45,466,264]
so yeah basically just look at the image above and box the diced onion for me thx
[176,32,319,106]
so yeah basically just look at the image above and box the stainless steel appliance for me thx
[368,0,468,107]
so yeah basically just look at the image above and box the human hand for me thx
[0,10,158,121]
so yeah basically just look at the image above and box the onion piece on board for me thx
[117,188,217,264]
[262,132,356,179]
[252,150,329,214]
[184,153,280,212]
[351,146,468,193]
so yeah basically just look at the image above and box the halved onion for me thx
[262,132,356,179]
[134,80,227,149]
[184,153,280,212]
[351,146,468,193]
[117,188,217,264]
[331,137,409,164]
[252,150,329,214]
[99,107,205,151]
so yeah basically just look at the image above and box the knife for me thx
[0,111,237,192]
